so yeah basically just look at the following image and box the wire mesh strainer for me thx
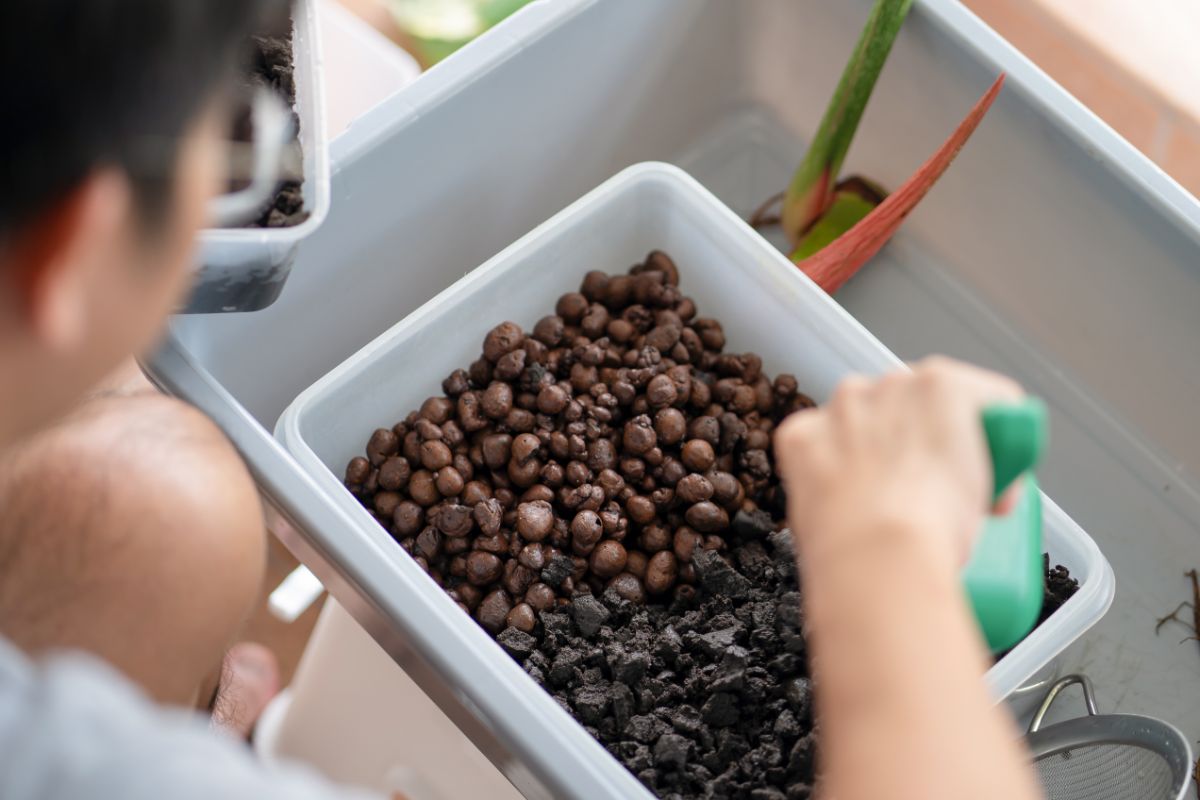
[1026,674,1193,800]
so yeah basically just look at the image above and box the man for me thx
[0,1,374,796]
[0,2,1042,798]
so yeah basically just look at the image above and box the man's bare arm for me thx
[774,358,1043,800]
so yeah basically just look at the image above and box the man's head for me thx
[0,1,276,445]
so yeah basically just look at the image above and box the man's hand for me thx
[775,356,1023,573]
[771,357,1043,800]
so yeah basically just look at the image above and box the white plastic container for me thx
[275,162,1115,797]
[189,0,331,314]
[318,0,421,141]
[153,0,1200,752]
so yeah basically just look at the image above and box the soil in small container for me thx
[344,254,1078,798]
[232,17,307,229]
[1040,557,1079,623]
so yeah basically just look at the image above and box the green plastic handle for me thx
[965,399,1048,652]
[982,399,1047,501]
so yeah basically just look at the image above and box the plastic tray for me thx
[152,0,1200,754]
[275,162,1114,797]
[188,0,331,314]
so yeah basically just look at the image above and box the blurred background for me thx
[338,0,1200,200]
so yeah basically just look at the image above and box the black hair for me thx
[0,1,280,237]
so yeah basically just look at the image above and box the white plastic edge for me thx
[268,564,326,623]
[329,0,594,168]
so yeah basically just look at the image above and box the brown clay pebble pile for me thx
[344,254,1079,798]
[345,253,813,627]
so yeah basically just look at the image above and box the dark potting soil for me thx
[235,25,307,229]
[343,254,1080,798]
[1040,555,1080,624]
[503,544,1078,799]
[506,527,819,798]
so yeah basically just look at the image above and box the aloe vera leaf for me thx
[794,73,1006,294]
[780,0,915,246]
[791,190,878,260]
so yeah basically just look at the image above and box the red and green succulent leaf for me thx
[780,0,915,246]
[793,73,1006,294]
[791,190,878,260]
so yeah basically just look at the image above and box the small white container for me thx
[318,0,421,141]
[276,162,1115,797]
[189,0,331,314]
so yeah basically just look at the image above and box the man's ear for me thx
[6,170,132,351]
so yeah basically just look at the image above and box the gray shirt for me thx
[0,636,382,799]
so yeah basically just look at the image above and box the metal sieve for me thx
[1026,674,1193,800]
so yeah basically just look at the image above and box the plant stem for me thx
[780,0,915,246]
[794,73,1006,293]
[791,191,877,260]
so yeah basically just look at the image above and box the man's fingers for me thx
[913,356,1024,407]
[910,357,1026,515]
[775,408,815,449]
[773,408,823,475]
